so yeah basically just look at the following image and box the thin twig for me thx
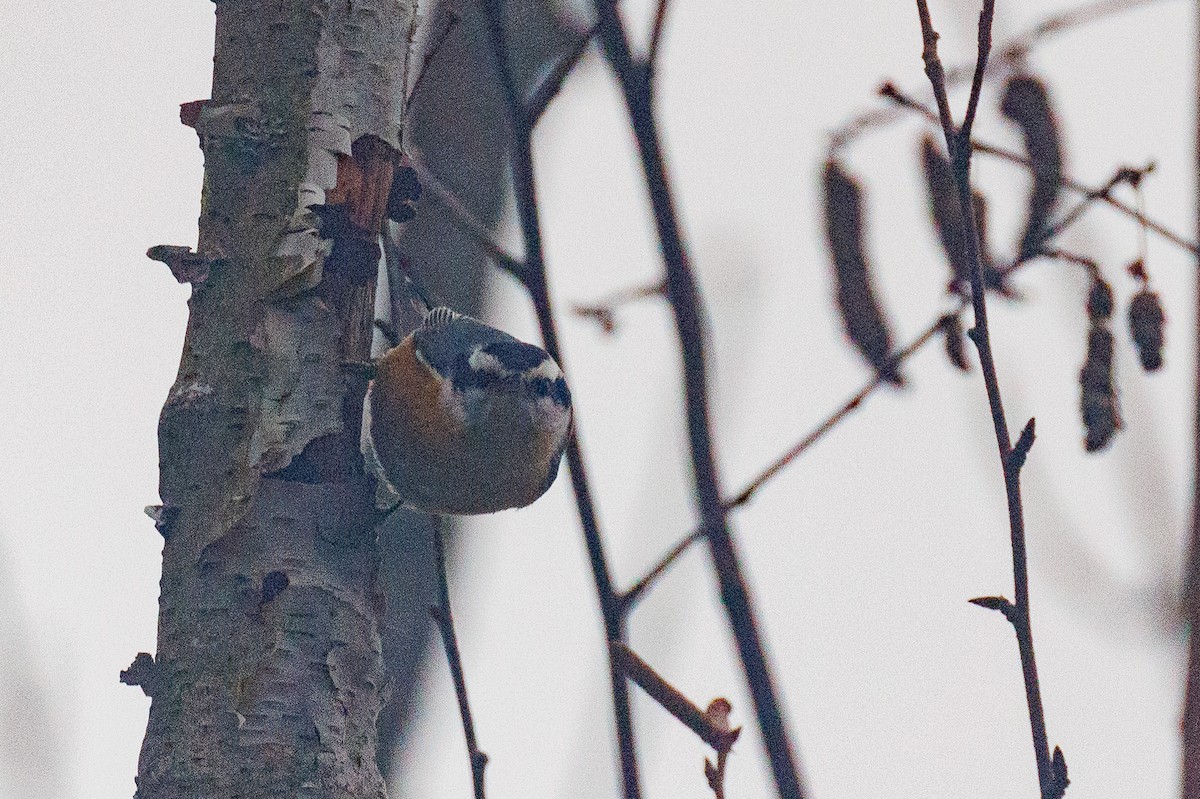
[618,310,959,612]
[593,3,807,797]
[1036,247,1099,272]
[407,11,462,109]
[647,0,673,73]
[834,0,1181,149]
[572,280,666,334]
[1000,0,1168,62]
[727,315,950,509]
[620,528,704,612]
[526,25,598,123]
[620,172,1113,610]
[610,643,740,752]
[405,151,529,282]
[430,517,488,799]
[706,746,730,799]
[959,0,995,144]
[916,1,956,139]
[880,83,1197,256]
[476,3,643,796]
[915,4,1060,797]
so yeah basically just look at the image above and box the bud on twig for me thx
[610,642,740,753]
[1009,417,1036,470]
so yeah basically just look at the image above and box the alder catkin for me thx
[1001,74,1063,260]
[1087,276,1113,322]
[1080,325,1119,452]
[939,313,970,372]
[822,158,904,386]
[919,136,1012,297]
[1128,288,1165,371]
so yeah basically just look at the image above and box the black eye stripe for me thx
[483,340,549,373]
[551,377,570,407]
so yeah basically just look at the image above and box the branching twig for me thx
[647,0,673,74]
[592,3,807,797]
[879,83,1197,257]
[726,315,950,509]
[610,643,740,799]
[527,26,598,123]
[476,3,643,796]
[619,311,955,612]
[405,151,529,282]
[915,4,1062,797]
[430,518,488,799]
[619,163,1118,610]
[835,0,1181,150]
[572,280,666,334]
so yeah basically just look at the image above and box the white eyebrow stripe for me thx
[467,347,509,376]
[524,359,561,381]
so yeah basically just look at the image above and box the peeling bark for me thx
[136,1,414,797]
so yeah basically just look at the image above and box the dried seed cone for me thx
[822,158,904,386]
[1128,289,1165,371]
[1080,325,1120,452]
[1001,74,1063,259]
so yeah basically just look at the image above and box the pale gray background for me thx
[0,0,1192,797]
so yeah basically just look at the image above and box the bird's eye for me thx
[551,377,570,407]
[453,353,491,389]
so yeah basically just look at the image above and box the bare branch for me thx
[912,4,1059,795]
[405,151,529,282]
[1182,7,1200,795]
[915,1,956,141]
[475,3,643,795]
[611,642,741,753]
[647,0,673,72]
[526,25,598,122]
[879,84,1197,256]
[592,4,807,796]
[571,280,666,335]
[430,518,488,799]
[407,11,462,110]
[959,0,996,144]
[620,164,1116,610]
[836,0,1178,150]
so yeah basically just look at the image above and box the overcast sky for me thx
[0,1,1195,797]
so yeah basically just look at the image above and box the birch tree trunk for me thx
[131,2,415,796]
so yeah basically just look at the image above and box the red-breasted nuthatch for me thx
[367,307,572,515]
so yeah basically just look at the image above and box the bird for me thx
[367,307,572,515]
